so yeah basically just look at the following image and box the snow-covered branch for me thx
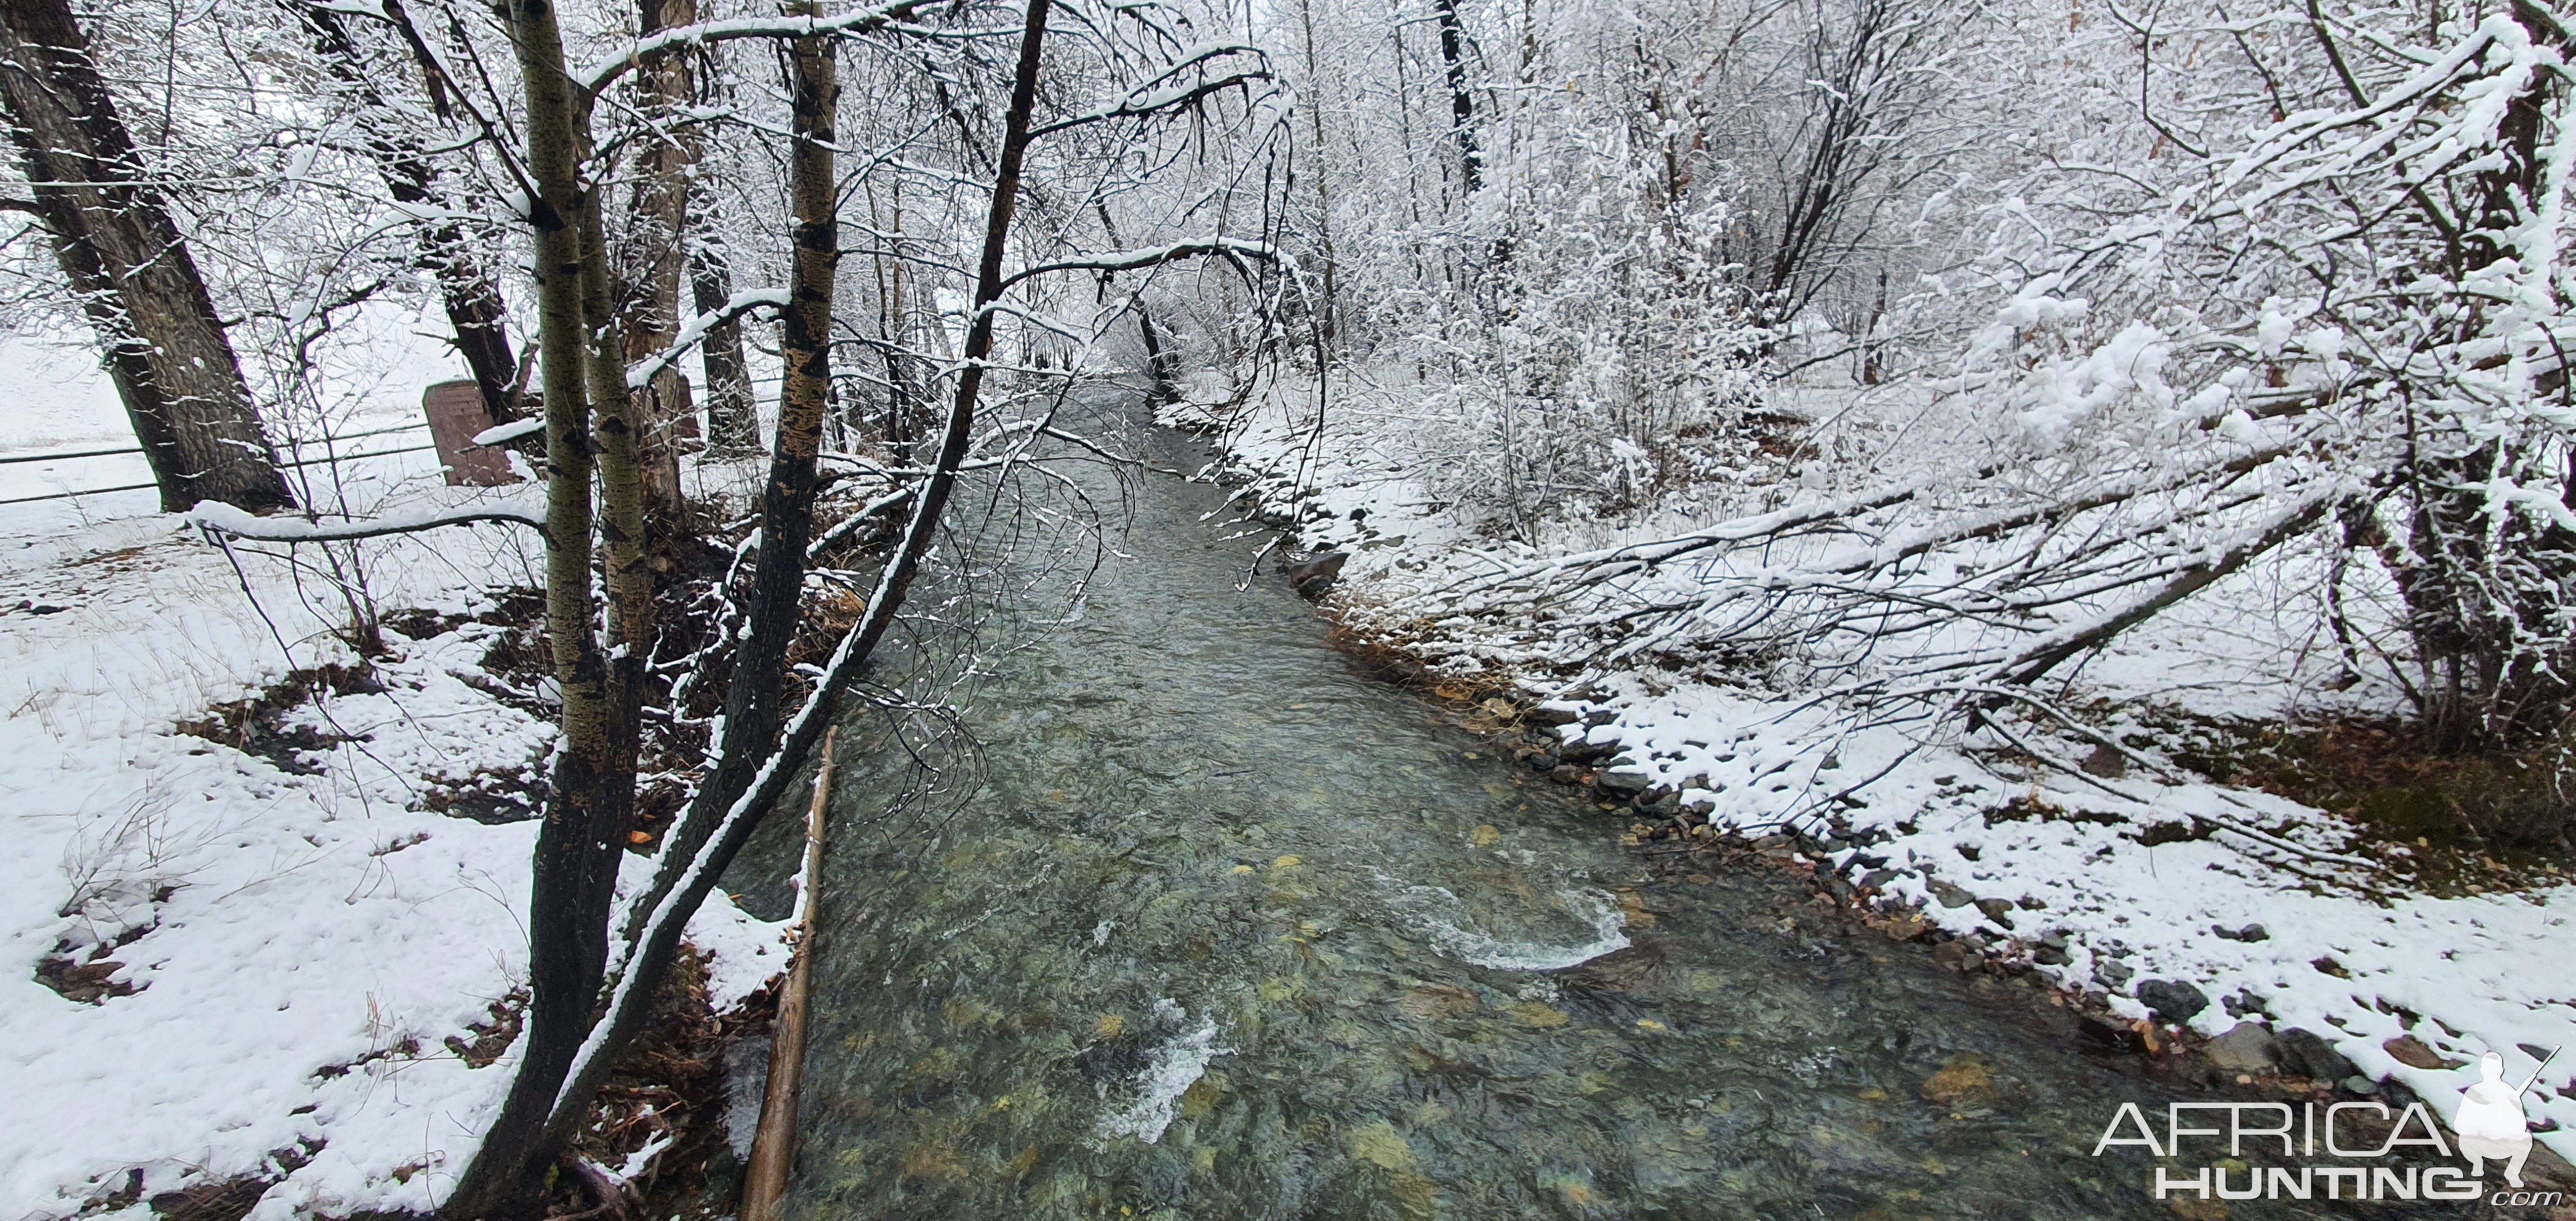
[575,0,934,93]
[625,287,789,388]
[185,495,546,542]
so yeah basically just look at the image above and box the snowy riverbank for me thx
[1174,374,2576,1166]
[0,418,788,1218]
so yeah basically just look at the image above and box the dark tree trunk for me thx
[1092,202,1177,403]
[1432,0,1480,193]
[688,0,840,881]
[690,239,760,452]
[0,0,292,513]
[2394,3,2574,751]
[291,2,522,423]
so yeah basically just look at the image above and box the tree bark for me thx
[683,0,839,895]
[690,238,760,451]
[1432,0,1480,194]
[0,0,292,513]
[439,0,619,1211]
[290,2,522,423]
[621,0,700,519]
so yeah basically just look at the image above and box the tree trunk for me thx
[690,238,760,452]
[689,0,839,884]
[621,0,700,520]
[291,2,522,423]
[2395,4,2573,751]
[439,0,619,1211]
[543,0,1055,1182]
[1091,202,1176,404]
[1295,0,1340,349]
[0,0,292,513]
[1432,0,1480,194]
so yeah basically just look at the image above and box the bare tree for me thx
[0,0,292,512]
[182,2,1284,1213]
[288,0,525,424]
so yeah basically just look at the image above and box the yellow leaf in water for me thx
[1636,1019,1666,1031]
[1272,854,1301,870]
[1562,1184,1595,1206]
[1346,1120,1417,1171]
[993,1096,1011,1111]
[1470,825,1500,848]
[1093,1014,1125,1039]
[1231,864,1256,874]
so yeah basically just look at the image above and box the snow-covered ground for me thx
[0,342,785,1219]
[1178,371,2576,1165]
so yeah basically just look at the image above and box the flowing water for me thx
[730,395,2451,1219]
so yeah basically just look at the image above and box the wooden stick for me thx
[740,725,835,1221]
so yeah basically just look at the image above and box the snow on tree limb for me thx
[186,496,546,542]
[623,287,790,388]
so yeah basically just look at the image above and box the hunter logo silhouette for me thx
[2456,1047,2558,1190]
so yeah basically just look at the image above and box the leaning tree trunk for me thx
[292,2,522,423]
[519,0,1055,1199]
[0,0,292,513]
[688,0,840,879]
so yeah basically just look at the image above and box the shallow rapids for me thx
[726,394,2442,1219]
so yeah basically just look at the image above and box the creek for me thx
[728,392,2417,1219]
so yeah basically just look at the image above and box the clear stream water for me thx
[730,396,2460,1219]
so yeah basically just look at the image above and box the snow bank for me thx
[1183,374,2576,1164]
[0,459,784,1216]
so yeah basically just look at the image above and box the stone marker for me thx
[422,380,521,488]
